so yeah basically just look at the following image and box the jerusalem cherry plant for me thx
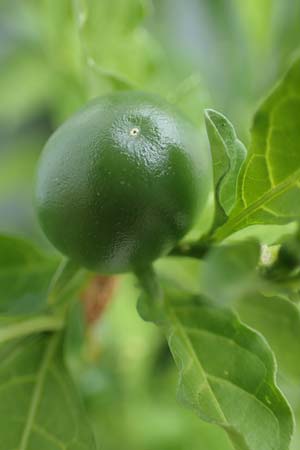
[2,58,300,450]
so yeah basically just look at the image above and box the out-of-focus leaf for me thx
[155,257,201,295]
[72,0,162,95]
[0,315,63,344]
[272,0,300,69]
[215,58,300,240]
[236,293,300,382]
[200,240,261,305]
[225,222,298,246]
[0,235,58,316]
[0,333,96,449]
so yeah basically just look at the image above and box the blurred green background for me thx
[1,1,300,449]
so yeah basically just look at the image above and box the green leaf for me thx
[0,333,96,450]
[215,58,300,240]
[236,293,300,382]
[72,0,161,96]
[0,235,58,316]
[200,240,261,305]
[164,288,294,450]
[224,222,297,247]
[205,109,247,224]
[155,257,201,295]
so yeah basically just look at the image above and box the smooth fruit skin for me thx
[36,91,212,273]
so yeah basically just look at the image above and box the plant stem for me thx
[169,241,211,259]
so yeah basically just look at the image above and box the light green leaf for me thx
[205,109,247,222]
[155,257,201,295]
[200,240,261,305]
[215,58,300,240]
[236,293,300,382]
[0,333,96,450]
[72,0,161,96]
[0,235,58,316]
[164,289,294,450]
[225,222,298,246]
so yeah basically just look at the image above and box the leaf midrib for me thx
[167,303,250,450]
[166,299,295,450]
[19,334,59,450]
[168,306,227,418]
[0,316,64,344]
[214,167,300,240]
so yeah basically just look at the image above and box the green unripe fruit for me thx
[35,91,212,273]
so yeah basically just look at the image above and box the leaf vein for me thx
[19,334,58,450]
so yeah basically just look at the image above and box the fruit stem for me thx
[135,265,163,301]
[135,265,165,322]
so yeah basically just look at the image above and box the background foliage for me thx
[1,1,300,449]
